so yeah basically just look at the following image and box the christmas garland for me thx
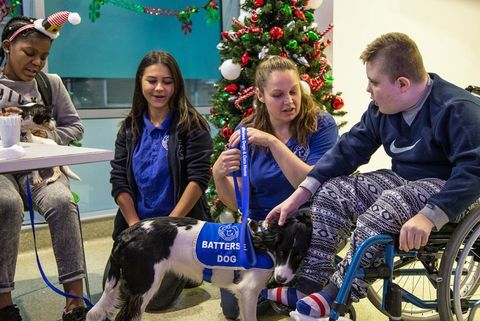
[88,0,219,35]
[0,0,21,22]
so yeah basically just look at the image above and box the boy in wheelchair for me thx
[262,32,480,319]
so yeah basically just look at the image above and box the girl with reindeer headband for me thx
[212,56,338,320]
[0,11,87,321]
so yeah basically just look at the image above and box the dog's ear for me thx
[291,210,313,248]
[252,220,280,252]
[293,210,312,229]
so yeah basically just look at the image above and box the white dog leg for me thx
[44,167,62,184]
[138,263,169,318]
[86,276,121,321]
[235,270,272,321]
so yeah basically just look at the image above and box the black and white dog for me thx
[86,212,312,321]
[20,103,81,184]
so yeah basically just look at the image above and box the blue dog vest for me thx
[194,222,274,270]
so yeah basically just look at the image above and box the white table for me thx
[0,141,113,302]
[0,142,114,173]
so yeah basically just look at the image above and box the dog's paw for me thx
[44,175,60,185]
[31,172,43,185]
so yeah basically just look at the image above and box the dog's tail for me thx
[61,165,81,181]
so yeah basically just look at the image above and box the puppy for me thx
[20,103,81,185]
[87,212,312,321]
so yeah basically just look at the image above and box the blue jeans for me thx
[0,171,85,293]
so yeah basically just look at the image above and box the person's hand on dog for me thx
[399,213,434,252]
[213,148,241,178]
[228,127,276,149]
[266,187,312,226]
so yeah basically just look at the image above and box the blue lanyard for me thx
[25,177,98,311]
[233,127,257,268]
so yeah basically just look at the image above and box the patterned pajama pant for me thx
[296,169,446,300]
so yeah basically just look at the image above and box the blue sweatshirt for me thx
[302,74,480,228]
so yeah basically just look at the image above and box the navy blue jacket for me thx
[308,73,480,221]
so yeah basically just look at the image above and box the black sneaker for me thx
[270,301,294,316]
[0,304,22,321]
[62,306,89,321]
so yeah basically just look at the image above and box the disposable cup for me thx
[0,115,22,148]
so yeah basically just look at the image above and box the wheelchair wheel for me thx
[437,207,480,321]
[367,254,442,321]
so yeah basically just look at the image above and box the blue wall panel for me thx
[69,118,120,214]
[45,1,221,79]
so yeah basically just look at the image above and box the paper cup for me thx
[0,115,22,148]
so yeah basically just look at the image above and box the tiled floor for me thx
[13,217,389,321]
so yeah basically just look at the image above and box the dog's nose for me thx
[275,276,287,284]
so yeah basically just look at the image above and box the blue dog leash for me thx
[233,127,257,269]
[25,177,94,309]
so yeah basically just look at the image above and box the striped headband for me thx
[8,11,81,42]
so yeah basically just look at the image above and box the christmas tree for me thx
[207,0,346,220]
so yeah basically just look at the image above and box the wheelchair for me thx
[328,205,480,321]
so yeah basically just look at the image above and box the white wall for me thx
[321,0,480,172]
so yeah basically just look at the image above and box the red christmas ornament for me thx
[253,0,265,7]
[221,127,234,139]
[241,52,251,67]
[243,107,255,118]
[332,96,344,110]
[269,26,283,40]
[294,9,306,20]
[302,35,310,43]
[280,52,288,58]
[210,107,215,115]
[224,84,239,95]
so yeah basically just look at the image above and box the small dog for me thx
[86,213,312,321]
[20,103,81,184]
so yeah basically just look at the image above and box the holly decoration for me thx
[88,0,219,34]
[208,0,346,220]
[0,0,21,22]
